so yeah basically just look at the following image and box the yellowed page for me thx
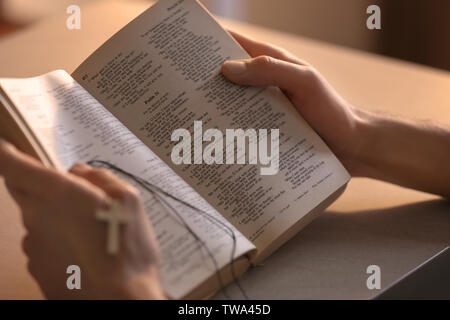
[0,70,255,299]
[73,0,350,253]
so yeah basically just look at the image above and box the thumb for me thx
[222,55,314,95]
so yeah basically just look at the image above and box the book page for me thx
[73,0,350,254]
[0,70,256,299]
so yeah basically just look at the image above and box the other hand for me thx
[222,30,365,175]
[0,140,165,299]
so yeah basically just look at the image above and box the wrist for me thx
[108,267,166,300]
[126,268,166,300]
[346,107,379,178]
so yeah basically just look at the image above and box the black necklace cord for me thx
[87,160,249,299]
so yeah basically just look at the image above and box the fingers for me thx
[222,55,316,99]
[0,139,61,196]
[227,29,309,66]
[70,163,140,204]
[224,30,318,102]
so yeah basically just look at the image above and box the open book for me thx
[0,0,350,299]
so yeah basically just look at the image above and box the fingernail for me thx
[70,162,90,172]
[0,138,13,151]
[223,60,247,75]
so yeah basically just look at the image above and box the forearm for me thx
[352,109,450,198]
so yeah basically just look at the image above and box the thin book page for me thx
[0,70,256,299]
[72,0,351,253]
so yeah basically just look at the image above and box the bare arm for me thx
[354,111,450,197]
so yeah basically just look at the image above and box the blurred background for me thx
[0,0,448,70]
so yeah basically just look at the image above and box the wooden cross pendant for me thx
[95,200,129,255]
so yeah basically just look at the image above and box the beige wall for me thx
[201,0,383,52]
[201,0,450,71]
[1,0,447,70]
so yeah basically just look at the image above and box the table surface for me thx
[0,0,449,300]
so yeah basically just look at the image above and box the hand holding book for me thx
[0,140,165,299]
[222,30,450,199]
[222,30,361,176]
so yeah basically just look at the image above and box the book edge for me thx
[0,85,58,169]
